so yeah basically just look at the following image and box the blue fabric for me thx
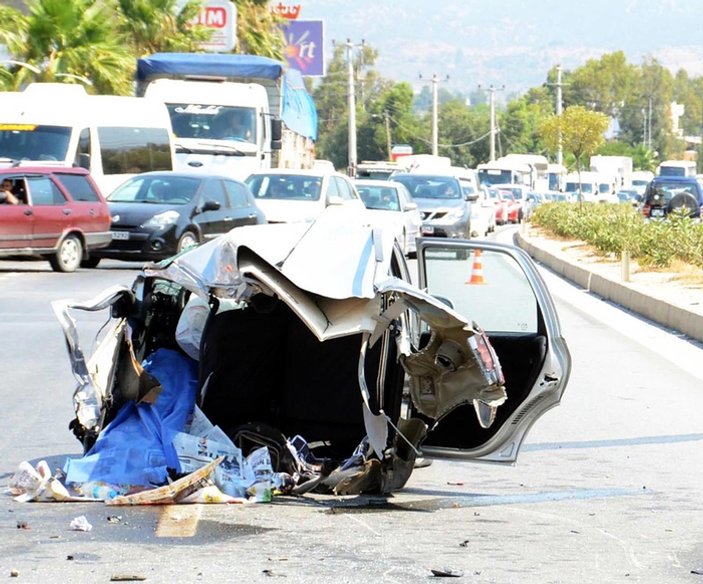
[64,348,198,487]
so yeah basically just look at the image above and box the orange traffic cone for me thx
[466,249,486,285]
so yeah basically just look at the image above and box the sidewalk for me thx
[514,226,703,344]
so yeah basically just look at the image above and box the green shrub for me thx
[531,202,703,269]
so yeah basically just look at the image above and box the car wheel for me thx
[667,192,699,217]
[49,234,82,273]
[80,256,101,269]
[177,230,199,253]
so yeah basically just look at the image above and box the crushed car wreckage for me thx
[42,207,570,502]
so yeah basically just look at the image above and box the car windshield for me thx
[0,124,71,162]
[245,174,322,201]
[392,175,461,199]
[357,184,400,210]
[167,104,256,143]
[108,176,201,204]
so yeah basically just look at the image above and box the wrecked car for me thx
[52,207,571,499]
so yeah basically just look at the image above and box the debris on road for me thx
[69,515,93,532]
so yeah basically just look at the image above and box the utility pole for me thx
[384,110,392,161]
[547,65,567,166]
[420,73,448,156]
[345,39,357,176]
[479,84,504,161]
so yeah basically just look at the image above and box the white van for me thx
[0,83,175,195]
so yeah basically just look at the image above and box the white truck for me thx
[589,155,633,190]
[136,53,318,181]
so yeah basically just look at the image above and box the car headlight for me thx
[142,210,180,229]
[446,207,466,219]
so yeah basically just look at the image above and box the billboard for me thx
[280,20,325,77]
[192,0,236,52]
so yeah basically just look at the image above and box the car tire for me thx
[49,234,82,273]
[80,256,101,269]
[177,230,199,253]
[667,192,699,217]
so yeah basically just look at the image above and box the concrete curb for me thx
[514,231,703,344]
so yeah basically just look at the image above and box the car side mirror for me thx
[202,200,221,212]
[405,201,418,211]
[327,195,345,206]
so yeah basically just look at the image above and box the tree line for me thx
[1,1,700,172]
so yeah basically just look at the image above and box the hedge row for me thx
[530,202,703,269]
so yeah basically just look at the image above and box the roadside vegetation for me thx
[531,203,703,270]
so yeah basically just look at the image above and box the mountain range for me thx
[299,0,703,100]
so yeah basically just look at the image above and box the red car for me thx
[499,190,522,224]
[487,187,509,225]
[0,167,111,272]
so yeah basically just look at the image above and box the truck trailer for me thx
[136,53,318,180]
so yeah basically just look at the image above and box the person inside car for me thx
[0,179,19,205]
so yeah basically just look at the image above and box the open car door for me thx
[414,237,571,463]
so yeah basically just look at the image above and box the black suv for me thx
[642,176,703,219]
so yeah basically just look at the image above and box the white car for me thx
[53,210,572,499]
[468,185,497,238]
[355,179,422,256]
[245,168,366,223]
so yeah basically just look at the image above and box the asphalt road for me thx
[1,235,703,584]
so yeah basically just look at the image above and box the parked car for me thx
[355,179,422,256]
[641,176,703,219]
[0,167,111,272]
[92,171,266,265]
[245,168,366,224]
[53,208,571,499]
[391,173,473,238]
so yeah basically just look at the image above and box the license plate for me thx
[650,208,665,217]
[421,225,434,235]
[112,231,130,240]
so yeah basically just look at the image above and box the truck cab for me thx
[144,79,272,181]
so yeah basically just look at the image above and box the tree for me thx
[235,0,286,59]
[0,0,134,94]
[539,105,609,206]
[116,0,210,57]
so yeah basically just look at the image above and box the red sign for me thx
[271,2,301,19]
[196,6,227,28]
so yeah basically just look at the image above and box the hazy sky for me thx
[298,0,703,94]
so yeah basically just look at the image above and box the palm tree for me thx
[235,0,285,59]
[0,0,134,94]
[116,0,211,56]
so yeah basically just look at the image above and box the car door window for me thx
[55,174,100,202]
[334,177,356,201]
[223,180,250,209]
[420,244,538,334]
[325,176,339,203]
[200,179,226,209]
[27,177,67,206]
